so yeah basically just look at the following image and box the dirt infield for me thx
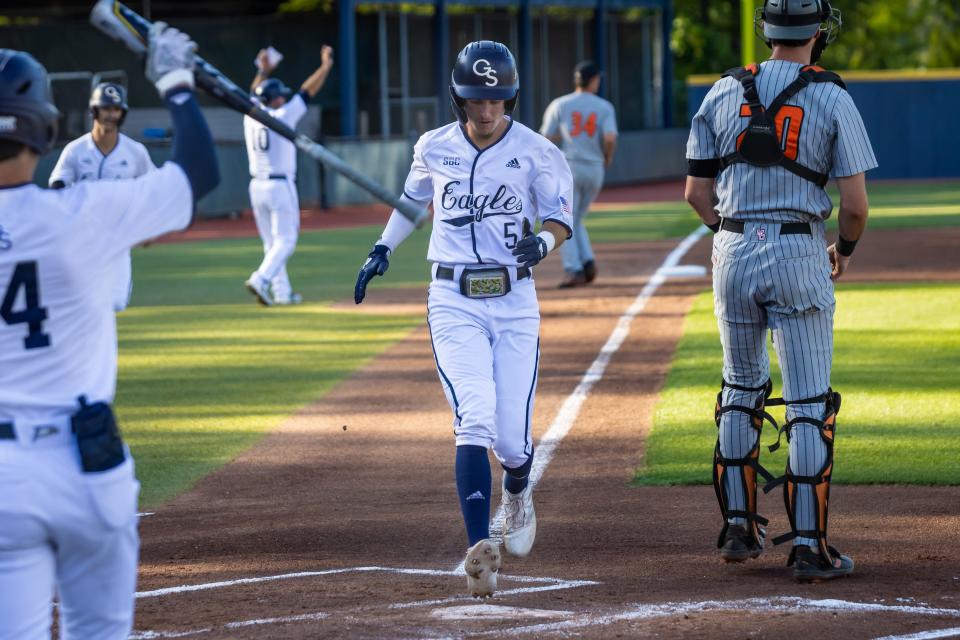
[132,224,960,639]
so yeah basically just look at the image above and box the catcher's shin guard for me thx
[713,379,778,553]
[764,389,845,568]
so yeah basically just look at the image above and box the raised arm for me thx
[301,45,335,99]
[250,48,275,92]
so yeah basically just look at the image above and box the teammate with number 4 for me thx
[243,45,334,306]
[685,0,876,582]
[353,41,573,597]
[540,60,617,288]
[49,82,156,312]
[0,23,218,639]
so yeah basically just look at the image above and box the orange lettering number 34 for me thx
[736,104,805,160]
[571,111,598,137]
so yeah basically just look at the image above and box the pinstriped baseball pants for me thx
[712,221,835,549]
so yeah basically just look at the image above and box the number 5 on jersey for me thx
[2,261,50,350]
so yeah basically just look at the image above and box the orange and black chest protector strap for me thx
[719,64,846,188]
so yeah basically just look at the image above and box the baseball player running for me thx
[0,24,218,639]
[353,41,573,597]
[540,60,617,288]
[685,0,876,581]
[49,82,156,312]
[243,45,334,306]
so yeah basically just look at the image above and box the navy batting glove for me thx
[354,244,390,304]
[511,234,548,268]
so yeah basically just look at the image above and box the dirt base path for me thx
[133,227,960,639]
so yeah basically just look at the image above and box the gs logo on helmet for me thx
[104,85,121,101]
[472,59,498,87]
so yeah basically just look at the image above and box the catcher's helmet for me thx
[755,0,841,63]
[254,78,292,104]
[89,82,128,126]
[0,49,59,155]
[449,41,519,123]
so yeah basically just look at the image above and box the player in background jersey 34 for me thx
[243,44,333,306]
[540,60,617,288]
[685,0,875,582]
[0,23,218,640]
[48,82,156,312]
[354,40,573,598]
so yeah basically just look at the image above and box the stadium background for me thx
[7,0,957,216]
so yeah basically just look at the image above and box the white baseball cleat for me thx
[464,538,501,598]
[502,478,537,557]
[244,275,273,306]
[274,292,303,305]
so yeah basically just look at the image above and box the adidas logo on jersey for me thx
[505,158,521,169]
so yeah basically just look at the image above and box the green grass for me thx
[119,305,423,506]
[583,180,960,242]
[635,282,960,486]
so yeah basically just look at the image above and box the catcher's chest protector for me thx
[720,64,846,187]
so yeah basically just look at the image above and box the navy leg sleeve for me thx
[456,445,492,546]
[164,88,219,202]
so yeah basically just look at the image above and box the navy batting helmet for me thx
[0,49,59,155]
[89,82,128,126]
[755,0,841,62]
[449,41,519,123]
[254,78,292,104]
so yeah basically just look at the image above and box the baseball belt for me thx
[435,265,531,299]
[0,422,14,440]
[720,219,812,235]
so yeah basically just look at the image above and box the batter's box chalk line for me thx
[130,565,599,638]
[470,596,960,637]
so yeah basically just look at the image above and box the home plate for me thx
[658,264,708,277]
[431,604,574,620]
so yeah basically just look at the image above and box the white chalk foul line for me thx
[455,226,708,573]
[131,566,595,638]
[131,613,329,639]
[478,596,960,636]
[135,565,596,601]
[874,628,960,640]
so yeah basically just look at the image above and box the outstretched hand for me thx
[354,245,390,304]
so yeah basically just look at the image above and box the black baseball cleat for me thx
[582,260,597,283]
[719,524,764,562]
[792,545,854,582]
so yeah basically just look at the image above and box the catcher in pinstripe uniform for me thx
[684,0,877,581]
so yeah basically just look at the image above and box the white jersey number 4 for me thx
[1,260,50,350]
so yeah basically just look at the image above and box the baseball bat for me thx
[89,0,428,226]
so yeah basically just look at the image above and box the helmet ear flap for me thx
[505,90,519,116]
[449,86,467,124]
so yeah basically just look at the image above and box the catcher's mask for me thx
[754,0,842,63]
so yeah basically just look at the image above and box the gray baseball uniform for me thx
[541,91,617,274]
[687,59,876,549]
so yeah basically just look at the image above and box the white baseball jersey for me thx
[687,60,877,221]
[540,91,617,165]
[244,92,307,179]
[401,119,574,266]
[48,132,156,312]
[0,163,192,426]
[48,132,154,185]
